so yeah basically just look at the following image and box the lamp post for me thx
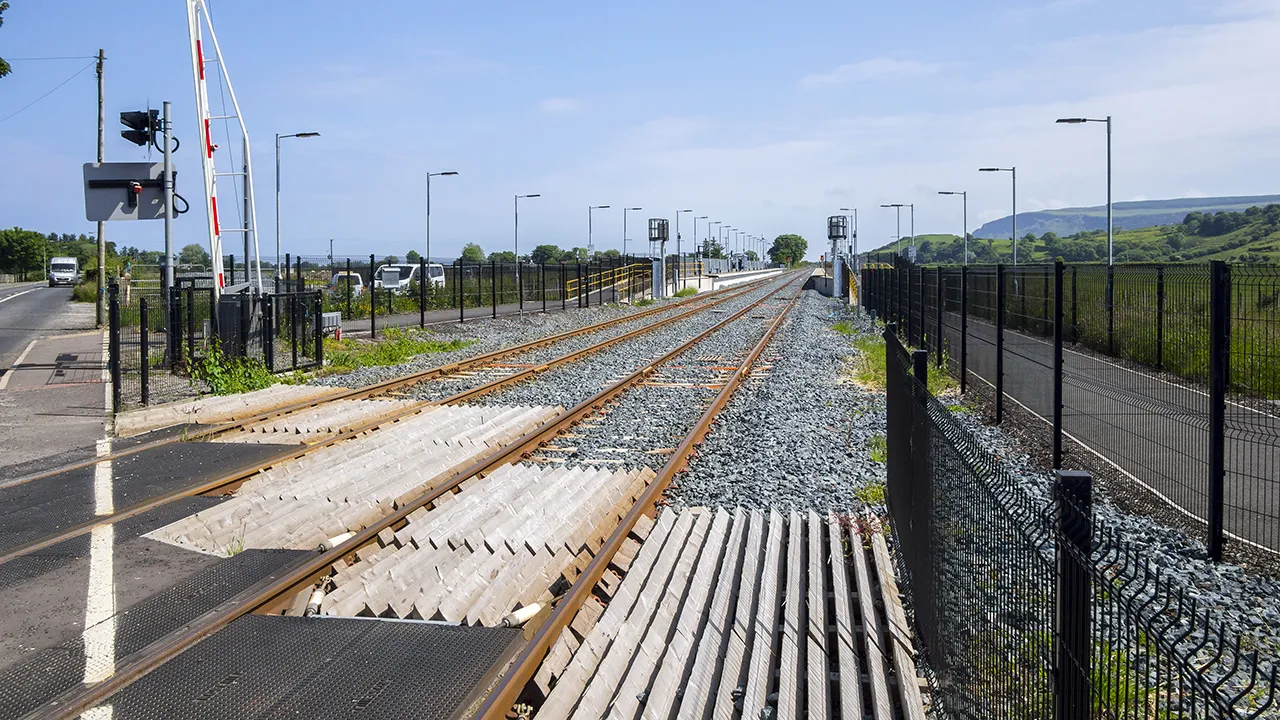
[515,194,540,294]
[708,221,721,257]
[275,131,320,281]
[979,167,1017,265]
[880,204,904,256]
[938,191,968,264]
[675,209,692,289]
[622,206,643,259]
[1056,116,1112,265]
[840,207,858,271]
[693,215,708,269]
[425,171,458,264]
[588,205,611,258]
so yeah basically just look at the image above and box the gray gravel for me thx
[472,276,796,410]
[311,299,681,390]
[667,291,887,512]
[523,278,801,472]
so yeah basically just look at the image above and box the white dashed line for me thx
[82,438,117,700]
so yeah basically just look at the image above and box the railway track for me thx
[7,271,809,719]
[0,277,778,565]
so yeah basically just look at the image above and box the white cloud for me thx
[539,97,582,114]
[800,58,942,90]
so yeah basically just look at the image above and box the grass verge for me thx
[673,287,698,298]
[323,328,475,374]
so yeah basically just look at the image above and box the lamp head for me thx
[1056,118,1087,124]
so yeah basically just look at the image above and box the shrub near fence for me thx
[863,258,1280,560]
[882,328,1277,720]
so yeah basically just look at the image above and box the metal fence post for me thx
[936,267,944,368]
[491,260,498,319]
[263,296,276,371]
[906,266,914,345]
[1054,469,1093,720]
[420,256,427,329]
[369,253,377,339]
[578,263,585,308]
[314,292,324,368]
[561,262,567,312]
[108,282,121,412]
[285,252,291,291]
[1208,260,1229,561]
[1106,264,1115,355]
[290,294,299,371]
[918,268,926,350]
[345,258,352,322]
[139,296,150,406]
[542,263,547,313]
[296,255,303,293]
[1053,260,1065,468]
[457,261,464,324]
[1156,265,1165,370]
[912,348,928,390]
[996,263,1006,424]
[185,287,195,365]
[960,266,968,394]
[1071,265,1078,344]
[229,254,235,286]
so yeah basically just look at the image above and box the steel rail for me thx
[0,278,775,567]
[1,283,743,491]
[474,281,805,718]
[26,271,807,720]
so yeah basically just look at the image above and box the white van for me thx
[374,263,446,291]
[48,257,80,287]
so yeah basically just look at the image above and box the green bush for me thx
[191,339,276,396]
[633,298,655,307]
[832,320,856,335]
[71,281,96,303]
[673,287,698,298]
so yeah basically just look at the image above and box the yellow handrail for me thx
[565,262,651,297]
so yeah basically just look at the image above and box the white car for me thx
[327,271,365,296]
[374,263,446,291]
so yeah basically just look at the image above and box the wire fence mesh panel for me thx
[964,266,1000,393]
[882,330,1279,720]
[1224,265,1280,552]
[1003,265,1056,418]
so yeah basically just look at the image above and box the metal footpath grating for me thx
[99,615,522,719]
[0,549,309,719]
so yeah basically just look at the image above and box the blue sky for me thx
[1,0,1278,262]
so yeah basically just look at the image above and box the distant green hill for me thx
[973,195,1280,239]
[866,203,1280,264]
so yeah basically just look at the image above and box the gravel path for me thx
[667,291,886,512]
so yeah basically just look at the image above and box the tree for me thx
[745,250,760,262]
[530,244,563,264]
[178,243,211,268]
[383,255,399,265]
[701,238,726,259]
[768,234,807,267]
[594,248,621,260]
[0,3,11,79]
[405,249,421,264]
[487,250,517,263]
[567,247,589,262]
[460,243,485,263]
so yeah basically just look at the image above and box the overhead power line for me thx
[0,60,96,126]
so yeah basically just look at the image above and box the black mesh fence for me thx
[883,329,1278,719]
[863,257,1280,559]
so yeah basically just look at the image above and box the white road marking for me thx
[82,438,117,693]
[0,339,39,391]
[0,286,40,304]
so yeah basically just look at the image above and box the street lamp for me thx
[275,131,320,281]
[514,192,541,265]
[880,204,904,256]
[1057,116,1113,265]
[622,207,643,259]
[588,205,611,257]
[979,167,1017,265]
[840,207,858,270]
[676,209,692,288]
[425,171,458,264]
[938,191,968,265]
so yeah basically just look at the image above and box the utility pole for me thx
[95,49,106,327]
[163,102,175,294]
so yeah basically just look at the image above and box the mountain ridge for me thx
[974,194,1280,239]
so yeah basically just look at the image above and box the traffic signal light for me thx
[120,109,159,147]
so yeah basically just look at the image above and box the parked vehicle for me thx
[48,257,80,287]
[327,271,365,296]
[374,263,446,291]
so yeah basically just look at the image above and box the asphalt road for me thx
[945,312,1280,553]
[0,283,104,476]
